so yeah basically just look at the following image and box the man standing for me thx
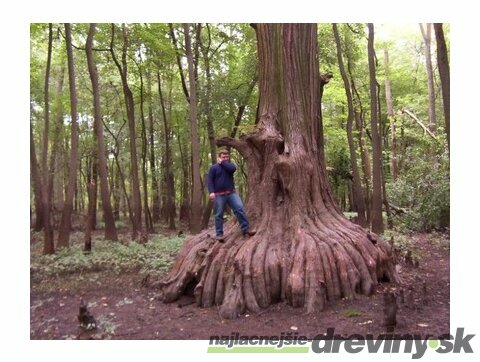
[207,149,255,242]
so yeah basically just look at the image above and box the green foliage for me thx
[383,230,422,263]
[30,234,185,278]
[386,151,449,231]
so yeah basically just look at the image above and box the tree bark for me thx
[86,23,118,242]
[332,23,367,227]
[183,23,202,234]
[110,23,143,239]
[84,160,96,253]
[147,71,161,223]
[420,23,437,133]
[433,23,450,152]
[169,23,190,102]
[138,61,154,234]
[58,23,80,248]
[367,23,384,234]
[199,24,217,165]
[156,24,398,319]
[30,107,44,231]
[348,57,372,225]
[158,71,176,230]
[42,23,55,254]
[383,48,399,181]
[177,127,190,223]
[47,68,65,230]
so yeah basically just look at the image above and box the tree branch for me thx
[401,108,438,141]
[215,137,250,159]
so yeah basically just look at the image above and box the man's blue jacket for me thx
[207,161,237,194]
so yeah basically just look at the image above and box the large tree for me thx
[157,24,398,319]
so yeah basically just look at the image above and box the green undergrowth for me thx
[30,234,185,279]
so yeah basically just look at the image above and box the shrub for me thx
[387,150,449,231]
[30,234,185,279]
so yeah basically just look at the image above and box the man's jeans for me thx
[214,192,249,236]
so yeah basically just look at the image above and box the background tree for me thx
[434,23,450,152]
[41,23,54,255]
[367,23,384,234]
[419,23,436,133]
[57,23,80,248]
[85,23,118,242]
[183,23,203,234]
[332,23,367,226]
[110,24,143,239]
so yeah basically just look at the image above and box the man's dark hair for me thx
[218,149,229,157]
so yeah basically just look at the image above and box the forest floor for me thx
[30,228,450,340]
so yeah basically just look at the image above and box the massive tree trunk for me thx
[86,23,118,242]
[433,23,450,152]
[156,24,398,319]
[367,23,384,234]
[58,23,80,248]
[183,23,202,234]
[332,23,367,227]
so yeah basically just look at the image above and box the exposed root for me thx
[155,215,399,319]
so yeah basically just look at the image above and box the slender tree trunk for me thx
[47,69,65,231]
[113,164,121,220]
[85,155,98,231]
[183,23,202,234]
[86,23,118,241]
[199,28,217,165]
[110,23,143,239]
[158,72,176,230]
[376,81,393,230]
[41,23,54,254]
[367,23,384,234]
[157,24,398,319]
[420,23,436,133]
[384,48,398,181]
[177,129,190,223]
[348,60,372,226]
[58,24,80,248]
[30,108,44,231]
[139,64,154,234]
[230,76,258,140]
[433,23,450,152]
[103,119,135,227]
[84,160,96,253]
[332,23,367,227]
[169,23,190,102]
[147,72,161,223]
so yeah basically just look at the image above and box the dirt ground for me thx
[30,232,449,340]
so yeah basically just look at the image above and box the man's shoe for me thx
[216,235,225,243]
[243,229,256,237]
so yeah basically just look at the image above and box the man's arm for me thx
[220,160,236,173]
[207,165,216,194]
